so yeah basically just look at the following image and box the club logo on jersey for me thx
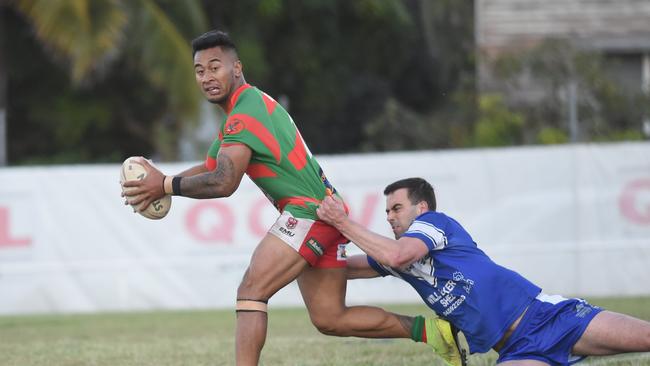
[224,118,245,135]
[286,217,298,230]
[306,238,324,257]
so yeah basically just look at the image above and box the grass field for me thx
[1,297,649,366]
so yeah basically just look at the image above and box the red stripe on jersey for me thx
[262,93,277,115]
[277,196,322,212]
[246,163,277,179]
[227,83,252,114]
[287,131,308,170]
[205,156,217,171]
[218,130,223,141]
[229,113,281,163]
[206,143,245,171]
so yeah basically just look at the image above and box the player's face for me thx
[194,46,242,106]
[385,188,424,239]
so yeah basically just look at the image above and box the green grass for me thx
[0,298,649,365]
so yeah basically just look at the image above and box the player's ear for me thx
[233,59,243,78]
[416,200,428,214]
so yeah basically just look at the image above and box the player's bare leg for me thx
[298,266,465,366]
[297,266,412,337]
[235,233,309,366]
[572,311,650,355]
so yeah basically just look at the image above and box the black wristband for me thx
[172,176,182,196]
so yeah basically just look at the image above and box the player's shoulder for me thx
[231,85,260,107]
[239,84,261,98]
[230,85,278,119]
[414,210,450,225]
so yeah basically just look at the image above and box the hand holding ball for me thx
[120,157,172,220]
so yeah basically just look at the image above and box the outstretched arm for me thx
[122,144,252,210]
[317,196,429,269]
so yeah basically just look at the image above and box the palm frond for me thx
[14,0,128,84]
[127,0,206,118]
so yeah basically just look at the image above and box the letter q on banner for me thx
[619,178,650,225]
[185,201,235,243]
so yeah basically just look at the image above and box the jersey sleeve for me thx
[205,131,222,171]
[220,90,280,163]
[402,212,448,251]
[221,114,257,147]
[367,256,391,277]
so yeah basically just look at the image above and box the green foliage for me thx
[124,0,206,117]
[474,94,524,147]
[4,0,646,165]
[14,0,128,84]
[5,0,477,164]
[5,0,207,164]
[537,127,568,145]
[593,129,644,142]
[487,39,648,144]
[203,0,474,153]
[361,98,429,152]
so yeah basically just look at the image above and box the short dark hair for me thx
[191,30,237,57]
[384,178,436,211]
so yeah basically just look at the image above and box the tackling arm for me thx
[317,196,429,269]
[347,255,381,279]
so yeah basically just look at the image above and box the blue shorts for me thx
[497,293,602,365]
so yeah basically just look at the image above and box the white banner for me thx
[0,142,649,314]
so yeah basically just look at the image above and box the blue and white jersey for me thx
[367,211,541,353]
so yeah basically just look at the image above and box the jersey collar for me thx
[226,83,252,114]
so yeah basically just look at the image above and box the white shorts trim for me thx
[268,211,314,252]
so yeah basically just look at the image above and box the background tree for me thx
[5,0,206,164]
[201,0,476,153]
[3,0,643,166]
[490,39,647,144]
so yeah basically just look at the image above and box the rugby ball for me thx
[120,157,172,220]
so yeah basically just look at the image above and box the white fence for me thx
[0,142,649,314]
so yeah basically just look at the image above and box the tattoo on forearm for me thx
[180,154,237,198]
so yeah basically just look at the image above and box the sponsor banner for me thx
[0,142,648,314]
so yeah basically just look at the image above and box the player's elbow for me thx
[346,269,366,280]
[385,250,416,269]
[219,186,236,197]
[382,251,407,268]
[212,179,240,198]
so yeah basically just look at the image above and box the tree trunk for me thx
[0,5,7,166]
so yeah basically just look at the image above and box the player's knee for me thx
[309,313,349,336]
[311,317,344,336]
[237,274,268,300]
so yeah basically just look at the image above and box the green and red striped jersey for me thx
[206,84,340,220]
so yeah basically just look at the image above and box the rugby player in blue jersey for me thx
[317,177,650,365]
